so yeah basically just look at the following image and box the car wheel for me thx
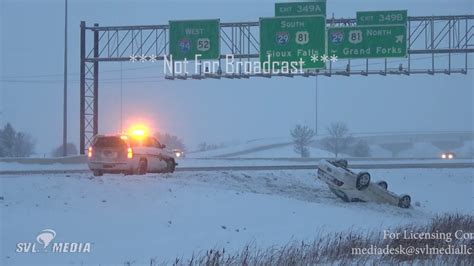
[398,195,411,208]
[356,172,371,190]
[137,159,147,175]
[329,187,350,202]
[93,170,103,177]
[376,181,388,190]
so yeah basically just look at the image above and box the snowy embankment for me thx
[1,167,472,265]
[188,139,474,159]
[190,144,334,158]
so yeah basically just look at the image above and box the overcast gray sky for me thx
[1,0,473,155]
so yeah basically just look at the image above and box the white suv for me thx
[87,134,177,176]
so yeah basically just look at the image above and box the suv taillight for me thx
[88,147,93,158]
[127,147,133,159]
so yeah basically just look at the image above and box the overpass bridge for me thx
[342,131,473,156]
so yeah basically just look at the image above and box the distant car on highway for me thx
[87,134,177,176]
[317,160,411,208]
[172,149,185,159]
[441,151,455,160]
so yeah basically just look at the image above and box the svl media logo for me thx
[16,229,92,253]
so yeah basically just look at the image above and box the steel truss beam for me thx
[79,15,474,153]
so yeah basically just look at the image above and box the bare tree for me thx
[291,125,315,158]
[321,122,353,158]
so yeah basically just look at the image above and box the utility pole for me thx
[315,75,318,136]
[62,0,68,156]
[120,62,123,133]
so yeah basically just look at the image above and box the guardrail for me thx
[0,155,87,164]
[1,156,472,165]
[189,157,473,161]
[1,161,473,176]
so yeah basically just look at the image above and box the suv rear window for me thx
[93,136,127,148]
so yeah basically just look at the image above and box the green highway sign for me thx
[357,10,407,25]
[169,19,220,61]
[328,25,407,59]
[260,15,326,70]
[275,1,326,17]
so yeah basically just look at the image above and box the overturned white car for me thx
[317,160,411,208]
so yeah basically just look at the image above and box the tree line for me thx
[1,121,367,158]
[0,123,35,157]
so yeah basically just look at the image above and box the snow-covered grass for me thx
[170,214,473,265]
[1,167,472,265]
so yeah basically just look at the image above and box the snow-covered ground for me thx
[1,167,472,265]
[0,162,89,171]
[235,145,334,158]
[188,138,292,158]
[188,137,351,158]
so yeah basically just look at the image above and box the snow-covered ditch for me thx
[1,168,472,265]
